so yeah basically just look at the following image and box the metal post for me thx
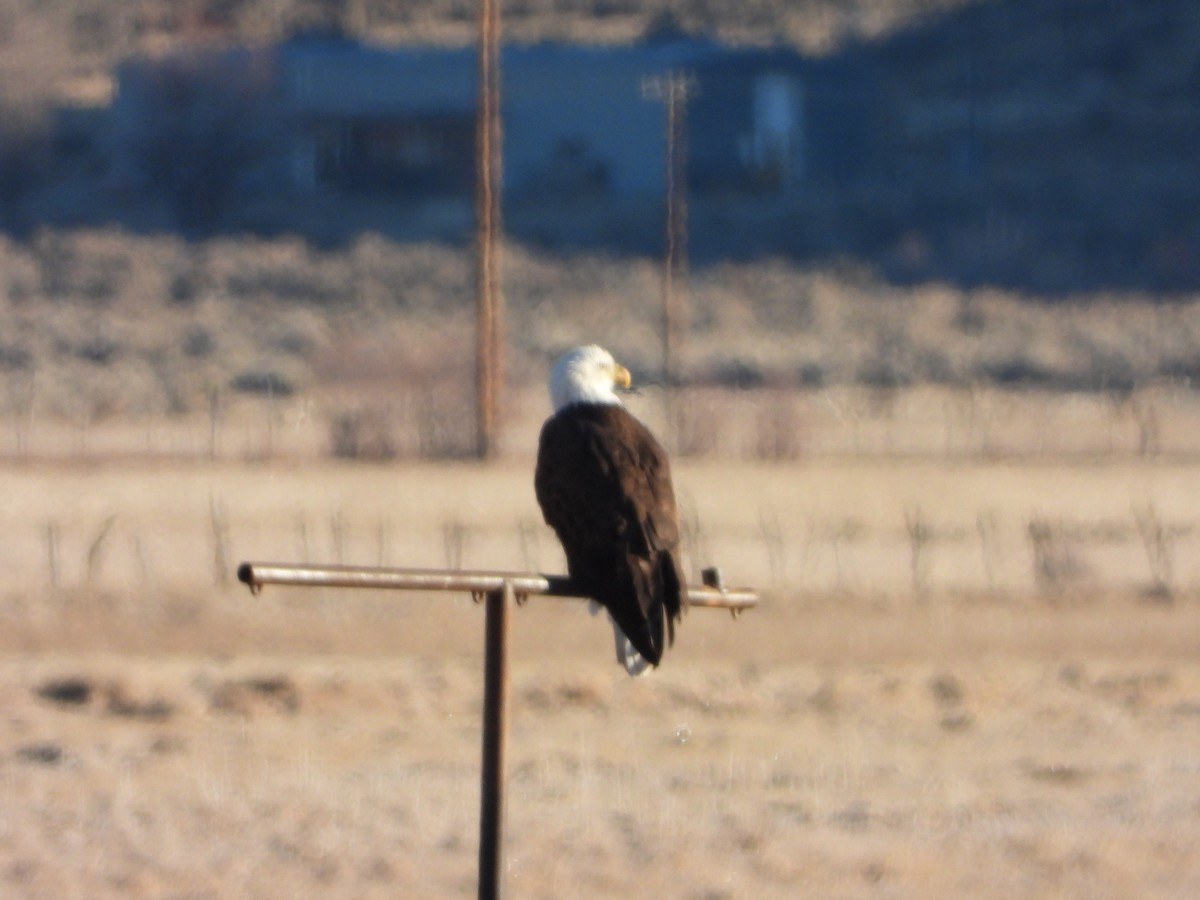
[641,71,695,390]
[474,0,503,459]
[662,72,690,390]
[477,580,511,900]
[235,562,758,898]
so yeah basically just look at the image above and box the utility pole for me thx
[475,0,503,459]
[643,71,696,390]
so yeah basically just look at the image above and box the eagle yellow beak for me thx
[612,363,632,390]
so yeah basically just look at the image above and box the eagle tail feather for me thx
[612,621,653,676]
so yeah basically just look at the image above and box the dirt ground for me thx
[2,452,1200,898]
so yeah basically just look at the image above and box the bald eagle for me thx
[535,345,685,675]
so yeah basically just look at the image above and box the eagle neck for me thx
[553,389,622,412]
[556,397,623,419]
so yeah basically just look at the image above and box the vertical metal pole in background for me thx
[661,72,690,390]
[644,72,694,446]
[477,580,511,900]
[642,72,694,438]
[474,0,504,459]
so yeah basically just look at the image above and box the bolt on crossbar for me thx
[236,561,758,900]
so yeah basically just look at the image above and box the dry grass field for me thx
[3,416,1200,897]
[3,223,1200,900]
[1,0,1198,891]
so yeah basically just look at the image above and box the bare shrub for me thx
[182,326,216,358]
[517,519,541,571]
[230,370,295,397]
[224,264,352,307]
[904,507,934,597]
[1132,399,1160,458]
[330,510,347,564]
[168,267,205,305]
[36,677,94,707]
[41,520,60,591]
[677,492,709,574]
[668,388,719,458]
[757,506,785,586]
[294,515,312,561]
[0,342,32,371]
[443,519,468,570]
[73,335,122,366]
[86,514,118,585]
[329,406,398,460]
[15,743,64,765]
[928,673,964,705]
[210,675,300,716]
[32,232,131,304]
[206,385,224,461]
[753,389,803,461]
[327,410,357,456]
[209,495,230,586]
[825,518,865,590]
[976,510,1001,593]
[1132,503,1174,600]
[130,532,152,585]
[374,520,392,566]
[1027,518,1088,591]
[413,382,478,460]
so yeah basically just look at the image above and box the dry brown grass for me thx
[2,448,1200,897]
[1,1,1197,889]
[4,226,1200,898]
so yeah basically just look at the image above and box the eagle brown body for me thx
[535,402,684,669]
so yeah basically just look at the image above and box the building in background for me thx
[110,36,868,203]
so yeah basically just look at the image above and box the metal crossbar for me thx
[237,562,759,611]
[237,560,758,900]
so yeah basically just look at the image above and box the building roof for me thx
[278,36,808,118]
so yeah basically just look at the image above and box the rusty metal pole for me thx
[236,563,760,611]
[474,0,503,459]
[657,72,694,392]
[642,72,694,443]
[662,75,681,389]
[477,579,511,900]
[235,561,758,900]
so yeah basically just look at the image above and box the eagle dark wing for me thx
[535,404,684,666]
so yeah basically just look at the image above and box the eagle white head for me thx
[549,345,632,412]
